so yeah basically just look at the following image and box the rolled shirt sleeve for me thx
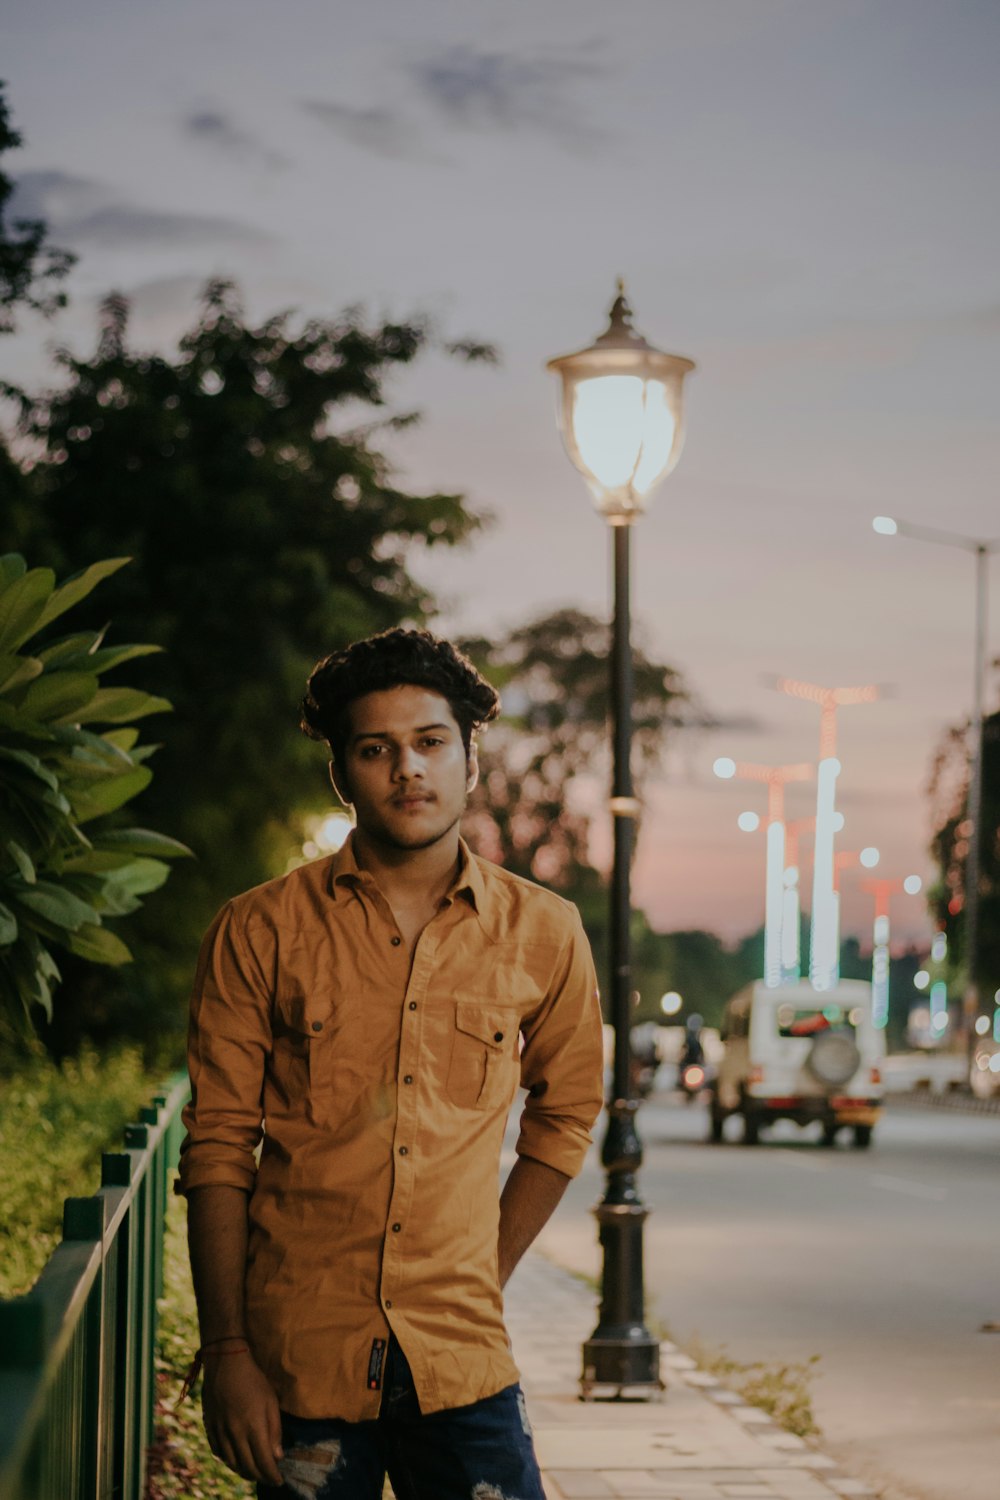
[176,902,270,1197]
[516,905,605,1178]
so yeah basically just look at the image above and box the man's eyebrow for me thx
[351,722,454,744]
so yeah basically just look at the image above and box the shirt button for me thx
[399,1146,408,1156]
[392,1223,402,1233]
[494,1031,504,1042]
[403,1075,413,1085]
[311,1021,323,1032]
[408,1001,417,1011]
[384,1299,392,1309]
[390,936,402,947]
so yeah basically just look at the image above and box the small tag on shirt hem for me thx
[367,1337,387,1390]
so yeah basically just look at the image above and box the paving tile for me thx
[719,1488,783,1497]
[729,1407,771,1424]
[547,1474,617,1497]
[604,1473,694,1497]
[825,1482,876,1497]
[797,1454,836,1470]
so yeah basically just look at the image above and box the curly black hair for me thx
[301,627,500,774]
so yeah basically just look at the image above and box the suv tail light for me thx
[870,1066,881,1085]
[749,1065,764,1085]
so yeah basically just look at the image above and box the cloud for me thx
[302,100,439,163]
[405,43,611,149]
[9,169,271,249]
[182,110,287,169]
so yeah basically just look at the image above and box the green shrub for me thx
[0,1045,155,1295]
[0,553,191,1038]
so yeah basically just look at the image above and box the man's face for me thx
[333,685,477,853]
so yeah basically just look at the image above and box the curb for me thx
[886,1088,1000,1118]
[659,1341,880,1497]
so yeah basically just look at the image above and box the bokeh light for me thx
[713,757,736,780]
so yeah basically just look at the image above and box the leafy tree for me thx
[461,607,687,888]
[0,82,74,339]
[0,554,189,1042]
[927,697,1000,999]
[3,282,492,1043]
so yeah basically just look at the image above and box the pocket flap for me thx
[275,992,328,1037]
[455,1001,517,1049]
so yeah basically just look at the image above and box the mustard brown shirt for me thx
[176,835,604,1420]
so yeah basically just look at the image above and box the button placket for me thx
[386,938,430,1272]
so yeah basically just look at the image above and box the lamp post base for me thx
[581,1332,663,1399]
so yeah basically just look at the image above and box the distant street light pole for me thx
[872,516,1000,1051]
[547,282,694,1397]
[767,676,881,991]
[712,758,813,988]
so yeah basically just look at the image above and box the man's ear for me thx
[329,759,352,807]
[465,741,479,794]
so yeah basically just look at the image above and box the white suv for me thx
[711,978,885,1148]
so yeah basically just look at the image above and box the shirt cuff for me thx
[175,1153,257,1197]
[515,1113,594,1179]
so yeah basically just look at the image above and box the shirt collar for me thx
[327,831,485,914]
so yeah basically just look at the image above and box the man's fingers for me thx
[247,1421,284,1487]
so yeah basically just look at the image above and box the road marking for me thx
[868,1172,948,1201]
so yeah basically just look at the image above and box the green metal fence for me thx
[0,1074,190,1500]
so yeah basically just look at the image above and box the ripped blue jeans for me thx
[257,1335,545,1500]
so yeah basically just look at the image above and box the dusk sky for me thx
[3,1,999,950]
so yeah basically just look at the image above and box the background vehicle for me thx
[711,978,884,1147]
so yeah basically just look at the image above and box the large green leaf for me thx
[72,643,162,676]
[30,557,131,638]
[50,848,137,875]
[0,901,18,945]
[10,881,99,931]
[0,654,43,695]
[105,857,171,899]
[65,923,132,966]
[69,764,152,823]
[20,671,100,725]
[93,826,193,859]
[0,746,61,793]
[102,727,140,753]
[6,841,36,883]
[49,724,135,766]
[0,568,55,653]
[75,688,172,725]
[37,629,106,666]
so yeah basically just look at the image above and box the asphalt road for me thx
[527,1097,1000,1500]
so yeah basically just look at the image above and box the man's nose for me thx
[394,745,424,779]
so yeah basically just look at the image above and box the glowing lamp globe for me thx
[546,281,695,521]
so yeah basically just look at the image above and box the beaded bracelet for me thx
[178,1340,251,1404]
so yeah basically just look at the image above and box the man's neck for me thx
[351,826,462,913]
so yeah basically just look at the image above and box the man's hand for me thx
[203,1350,284,1486]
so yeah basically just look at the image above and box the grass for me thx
[0,1045,157,1297]
[675,1329,821,1439]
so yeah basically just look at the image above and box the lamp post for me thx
[547,282,694,1397]
[872,516,1000,1052]
[859,872,924,1030]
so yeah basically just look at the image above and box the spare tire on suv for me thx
[806,1029,861,1087]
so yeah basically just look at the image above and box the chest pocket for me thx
[446,1002,520,1111]
[272,992,336,1126]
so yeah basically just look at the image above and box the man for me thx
[177,627,605,1499]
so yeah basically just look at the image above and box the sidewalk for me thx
[506,1252,878,1500]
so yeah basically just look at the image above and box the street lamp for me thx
[547,282,694,1397]
[872,516,1000,1049]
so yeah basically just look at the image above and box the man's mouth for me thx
[392,794,433,809]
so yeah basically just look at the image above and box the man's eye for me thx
[421,737,444,748]
[360,745,386,758]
